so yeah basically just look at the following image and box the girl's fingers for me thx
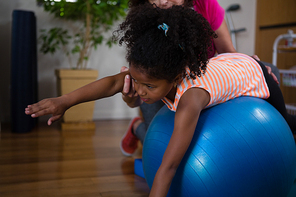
[48,115,61,125]
[120,66,137,98]
[30,108,50,118]
[120,66,129,73]
[25,100,55,117]
[25,105,42,116]
[123,75,131,94]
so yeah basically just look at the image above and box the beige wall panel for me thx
[257,0,296,27]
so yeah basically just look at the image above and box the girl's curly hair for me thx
[114,3,217,83]
[128,0,194,8]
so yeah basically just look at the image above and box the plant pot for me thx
[55,69,98,130]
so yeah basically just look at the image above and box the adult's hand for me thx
[252,55,279,84]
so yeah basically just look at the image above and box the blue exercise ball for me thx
[142,97,296,197]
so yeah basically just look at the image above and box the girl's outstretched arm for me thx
[25,71,128,125]
[149,88,210,197]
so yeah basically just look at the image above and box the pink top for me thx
[162,53,270,112]
[194,0,225,57]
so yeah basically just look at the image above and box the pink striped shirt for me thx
[162,53,270,112]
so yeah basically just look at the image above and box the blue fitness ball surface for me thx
[142,97,296,197]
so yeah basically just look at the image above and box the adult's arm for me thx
[214,19,236,54]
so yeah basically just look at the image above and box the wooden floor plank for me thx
[0,120,149,197]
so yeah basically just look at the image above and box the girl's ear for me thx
[174,74,183,86]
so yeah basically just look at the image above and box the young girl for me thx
[119,0,279,157]
[120,0,229,156]
[25,4,296,197]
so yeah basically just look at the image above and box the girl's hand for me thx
[120,66,143,107]
[25,96,69,125]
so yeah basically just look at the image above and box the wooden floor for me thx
[0,120,150,197]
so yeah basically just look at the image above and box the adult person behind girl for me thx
[25,5,295,196]
[119,0,279,156]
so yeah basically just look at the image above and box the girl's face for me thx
[129,64,176,104]
[148,0,184,9]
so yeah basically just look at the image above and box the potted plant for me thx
[37,0,128,130]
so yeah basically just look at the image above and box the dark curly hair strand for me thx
[128,0,194,8]
[114,4,217,83]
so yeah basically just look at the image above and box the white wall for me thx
[0,0,138,122]
[0,0,256,122]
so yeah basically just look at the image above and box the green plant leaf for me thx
[37,0,128,69]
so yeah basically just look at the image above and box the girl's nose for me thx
[135,84,147,97]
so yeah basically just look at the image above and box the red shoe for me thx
[120,117,141,156]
